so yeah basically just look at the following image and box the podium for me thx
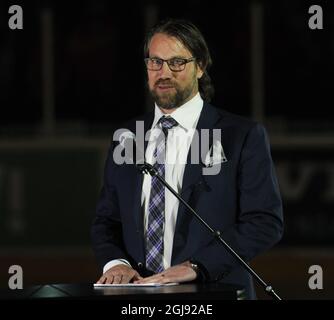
[0,283,245,300]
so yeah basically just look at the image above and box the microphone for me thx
[119,130,136,148]
[114,129,145,166]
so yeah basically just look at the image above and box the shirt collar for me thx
[152,93,203,131]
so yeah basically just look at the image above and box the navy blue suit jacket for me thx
[91,103,284,299]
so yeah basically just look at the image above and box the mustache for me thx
[155,79,176,87]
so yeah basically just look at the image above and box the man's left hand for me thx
[134,261,197,284]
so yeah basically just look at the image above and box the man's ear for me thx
[196,63,205,79]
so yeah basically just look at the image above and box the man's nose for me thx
[158,61,173,77]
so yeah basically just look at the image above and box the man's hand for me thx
[96,264,143,284]
[134,261,197,284]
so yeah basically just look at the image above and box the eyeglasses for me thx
[144,57,196,72]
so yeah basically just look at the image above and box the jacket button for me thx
[137,262,143,268]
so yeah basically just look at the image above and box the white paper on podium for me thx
[93,282,178,288]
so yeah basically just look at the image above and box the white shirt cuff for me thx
[103,259,132,274]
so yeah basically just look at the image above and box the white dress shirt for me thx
[103,93,203,274]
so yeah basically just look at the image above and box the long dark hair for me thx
[144,18,214,102]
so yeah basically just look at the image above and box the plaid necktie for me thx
[145,116,178,274]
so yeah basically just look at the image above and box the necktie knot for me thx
[158,116,178,133]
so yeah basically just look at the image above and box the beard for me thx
[149,78,197,110]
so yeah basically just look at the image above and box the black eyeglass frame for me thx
[144,57,196,72]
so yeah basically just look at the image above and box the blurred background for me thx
[0,0,333,299]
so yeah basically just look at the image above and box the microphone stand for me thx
[137,162,282,301]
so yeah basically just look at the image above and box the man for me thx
[91,18,283,299]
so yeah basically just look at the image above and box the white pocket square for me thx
[203,140,228,168]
